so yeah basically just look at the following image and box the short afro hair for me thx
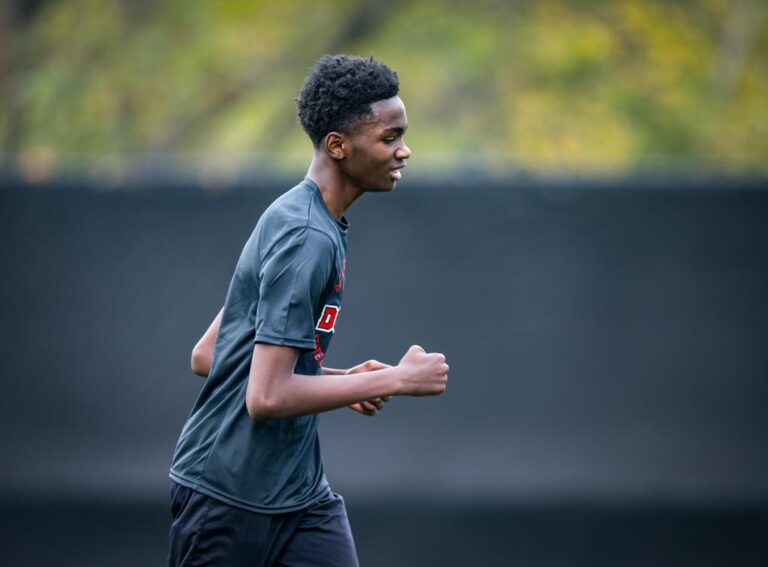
[296,54,399,147]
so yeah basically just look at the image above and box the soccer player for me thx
[166,54,449,566]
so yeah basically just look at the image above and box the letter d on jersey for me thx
[316,305,340,333]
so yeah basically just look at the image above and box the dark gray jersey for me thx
[170,178,348,513]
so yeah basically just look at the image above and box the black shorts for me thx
[166,481,358,567]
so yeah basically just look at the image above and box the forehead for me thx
[360,96,408,131]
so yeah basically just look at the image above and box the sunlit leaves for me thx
[3,0,766,173]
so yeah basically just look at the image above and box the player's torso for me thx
[169,178,349,512]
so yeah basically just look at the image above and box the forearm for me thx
[247,366,403,420]
[246,343,447,421]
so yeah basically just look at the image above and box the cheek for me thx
[346,141,390,176]
[369,146,391,166]
[353,151,382,174]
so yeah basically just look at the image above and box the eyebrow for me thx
[382,126,408,134]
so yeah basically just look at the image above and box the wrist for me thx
[389,365,406,396]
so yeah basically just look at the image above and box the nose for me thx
[396,140,412,161]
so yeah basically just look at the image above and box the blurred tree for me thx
[1,0,766,176]
[1,0,56,156]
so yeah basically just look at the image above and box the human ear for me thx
[324,132,345,160]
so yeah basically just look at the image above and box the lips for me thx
[389,163,406,181]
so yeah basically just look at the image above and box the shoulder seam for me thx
[261,225,306,262]
[306,190,339,253]
[305,184,315,228]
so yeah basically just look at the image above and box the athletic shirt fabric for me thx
[169,177,348,513]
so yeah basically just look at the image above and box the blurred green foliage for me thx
[2,0,767,176]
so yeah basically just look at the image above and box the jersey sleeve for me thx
[254,227,335,350]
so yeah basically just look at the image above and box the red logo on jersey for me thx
[316,305,340,333]
[313,333,325,365]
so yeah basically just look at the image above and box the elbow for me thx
[245,392,281,422]
[190,344,210,377]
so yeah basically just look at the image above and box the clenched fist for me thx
[397,345,449,396]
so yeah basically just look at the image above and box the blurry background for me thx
[1,1,767,565]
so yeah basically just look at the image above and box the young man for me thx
[166,55,449,566]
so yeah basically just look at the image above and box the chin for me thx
[366,181,397,193]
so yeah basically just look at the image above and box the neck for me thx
[306,154,364,220]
